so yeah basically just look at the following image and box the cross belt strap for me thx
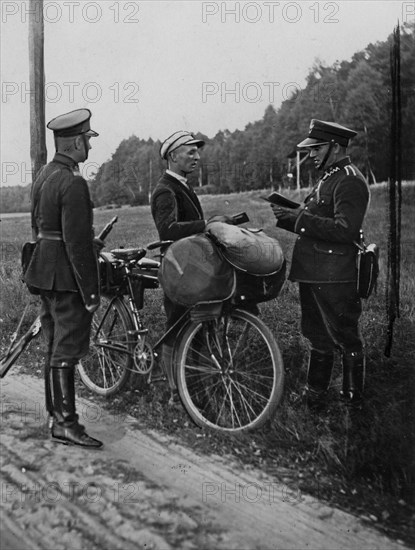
[38,231,63,241]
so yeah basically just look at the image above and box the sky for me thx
[1,0,414,186]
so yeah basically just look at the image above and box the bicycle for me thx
[78,240,285,433]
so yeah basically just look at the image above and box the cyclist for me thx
[151,131,231,397]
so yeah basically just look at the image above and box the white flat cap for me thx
[160,131,205,159]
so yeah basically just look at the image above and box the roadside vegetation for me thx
[1,184,414,545]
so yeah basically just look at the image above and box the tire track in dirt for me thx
[1,372,410,550]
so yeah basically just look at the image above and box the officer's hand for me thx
[271,204,302,222]
[85,295,100,313]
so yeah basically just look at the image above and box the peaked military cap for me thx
[47,108,99,137]
[160,131,205,159]
[297,119,357,148]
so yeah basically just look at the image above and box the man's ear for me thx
[74,136,82,150]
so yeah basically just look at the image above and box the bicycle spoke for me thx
[177,309,284,432]
[78,296,133,396]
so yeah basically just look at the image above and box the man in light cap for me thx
[271,119,370,409]
[24,108,103,447]
[151,131,232,398]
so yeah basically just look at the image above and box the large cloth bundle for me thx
[158,234,235,307]
[207,223,284,275]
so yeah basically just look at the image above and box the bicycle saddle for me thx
[110,248,146,262]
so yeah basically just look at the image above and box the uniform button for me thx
[91,294,96,299]
[305,206,308,210]
[329,250,333,254]
[300,228,305,233]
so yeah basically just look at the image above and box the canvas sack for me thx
[159,234,235,307]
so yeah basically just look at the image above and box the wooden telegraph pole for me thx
[28,0,47,182]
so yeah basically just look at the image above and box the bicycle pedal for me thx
[150,375,166,383]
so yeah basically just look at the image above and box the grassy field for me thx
[1,184,414,543]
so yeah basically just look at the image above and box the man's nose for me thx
[310,149,317,157]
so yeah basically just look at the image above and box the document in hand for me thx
[261,192,300,209]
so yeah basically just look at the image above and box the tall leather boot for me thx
[303,350,334,411]
[51,364,103,448]
[340,351,365,404]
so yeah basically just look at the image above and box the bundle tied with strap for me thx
[206,222,285,275]
[158,234,235,307]
[206,222,286,303]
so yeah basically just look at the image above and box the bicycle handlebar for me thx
[147,240,173,251]
[98,216,118,241]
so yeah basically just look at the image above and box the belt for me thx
[38,231,63,241]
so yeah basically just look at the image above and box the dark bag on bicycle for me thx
[234,260,287,305]
[21,241,40,295]
[355,231,379,299]
[99,252,125,292]
[159,234,236,307]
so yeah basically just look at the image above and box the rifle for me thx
[0,216,118,378]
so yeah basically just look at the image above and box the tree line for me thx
[1,23,414,213]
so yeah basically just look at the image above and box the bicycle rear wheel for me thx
[77,295,133,396]
[176,308,284,433]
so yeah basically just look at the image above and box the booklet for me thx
[261,192,300,209]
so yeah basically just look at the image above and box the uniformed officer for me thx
[271,119,370,408]
[151,131,232,398]
[24,108,103,447]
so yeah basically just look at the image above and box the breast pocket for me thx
[316,193,334,216]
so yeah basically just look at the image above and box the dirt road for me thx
[0,371,408,550]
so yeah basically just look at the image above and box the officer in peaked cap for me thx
[151,130,233,402]
[270,119,370,410]
[47,108,99,158]
[297,119,357,171]
[25,108,103,448]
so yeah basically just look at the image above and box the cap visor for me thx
[186,139,205,148]
[85,130,99,137]
[297,137,329,148]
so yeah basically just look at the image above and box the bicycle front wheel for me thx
[176,308,284,433]
[77,295,133,396]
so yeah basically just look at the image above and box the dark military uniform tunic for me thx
[277,157,370,353]
[25,152,99,365]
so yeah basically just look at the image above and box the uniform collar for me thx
[325,156,351,173]
[166,169,188,188]
[53,152,78,169]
